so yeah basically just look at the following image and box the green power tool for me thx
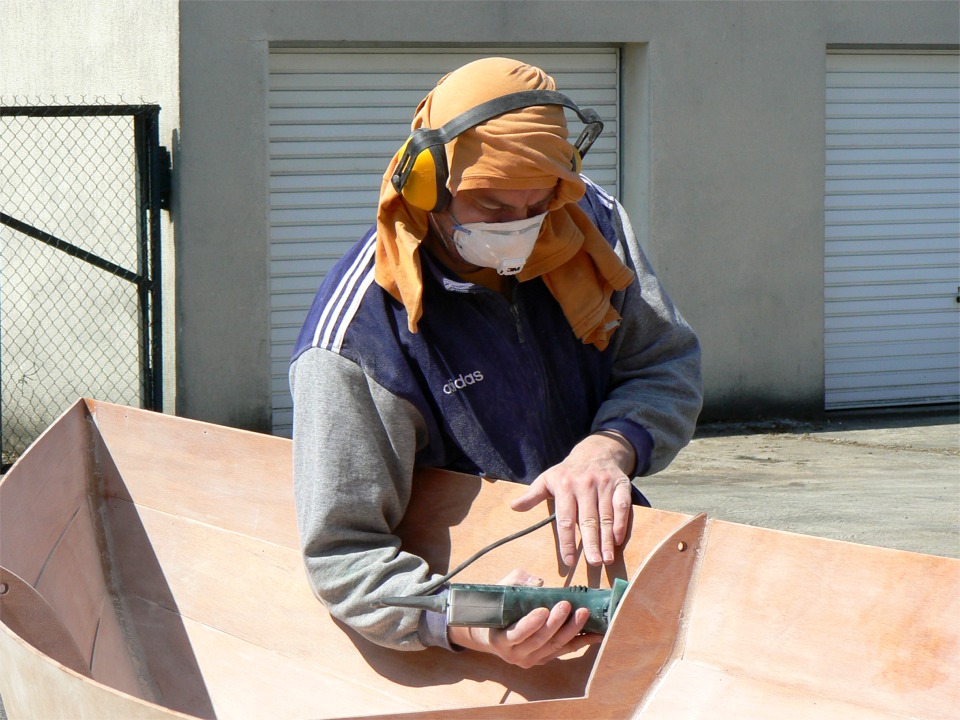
[380,578,629,634]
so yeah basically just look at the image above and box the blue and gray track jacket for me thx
[290,179,702,651]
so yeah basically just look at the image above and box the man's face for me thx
[429,186,556,273]
[447,186,556,224]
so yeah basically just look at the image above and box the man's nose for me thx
[499,206,538,222]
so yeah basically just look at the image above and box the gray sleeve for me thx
[289,347,447,650]
[591,201,704,475]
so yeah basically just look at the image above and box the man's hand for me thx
[446,570,602,667]
[510,431,637,567]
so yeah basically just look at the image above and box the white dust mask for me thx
[450,211,547,276]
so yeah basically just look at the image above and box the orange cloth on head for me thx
[375,57,635,350]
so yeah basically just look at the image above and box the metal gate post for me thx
[134,107,164,412]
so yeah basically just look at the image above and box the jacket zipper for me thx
[509,304,525,344]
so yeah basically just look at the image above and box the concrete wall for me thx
[0,0,180,417]
[178,0,958,430]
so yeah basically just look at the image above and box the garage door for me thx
[825,53,960,410]
[268,48,621,435]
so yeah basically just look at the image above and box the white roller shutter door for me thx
[825,53,960,410]
[268,48,620,435]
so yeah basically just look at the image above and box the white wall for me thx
[177,0,957,429]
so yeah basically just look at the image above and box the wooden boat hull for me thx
[1,399,957,719]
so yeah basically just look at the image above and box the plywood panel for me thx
[34,502,108,669]
[638,660,910,720]
[87,408,694,715]
[5,401,958,720]
[683,521,960,719]
[0,566,88,678]
[0,626,183,720]
[88,400,298,549]
[120,596,219,719]
[106,498,314,652]
[90,593,153,702]
[173,610,427,720]
[105,496,602,716]
[0,400,92,585]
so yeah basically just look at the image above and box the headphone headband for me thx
[391,89,604,210]
[438,90,601,144]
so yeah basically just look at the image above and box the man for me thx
[290,57,702,668]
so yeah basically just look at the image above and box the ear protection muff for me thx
[391,89,604,213]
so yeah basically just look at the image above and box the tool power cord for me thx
[417,512,557,596]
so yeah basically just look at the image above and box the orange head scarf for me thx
[375,57,635,350]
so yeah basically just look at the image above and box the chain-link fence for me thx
[0,103,164,470]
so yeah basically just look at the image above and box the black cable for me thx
[417,512,557,595]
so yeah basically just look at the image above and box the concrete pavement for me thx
[643,408,960,559]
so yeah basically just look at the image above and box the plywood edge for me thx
[346,695,589,720]
[84,398,279,444]
[584,512,709,715]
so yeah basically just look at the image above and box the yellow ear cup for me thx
[395,138,445,212]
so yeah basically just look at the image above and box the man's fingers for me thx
[594,476,634,563]
[501,607,551,646]
[510,476,550,512]
[554,493,580,567]
[511,602,575,649]
[492,604,603,668]
[560,484,621,567]
[515,470,634,567]
[529,606,595,664]
[613,477,634,545]
[599,502,617,565]
[580,476,625,566]
[547,604,589,646]
[577,506,603,566]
